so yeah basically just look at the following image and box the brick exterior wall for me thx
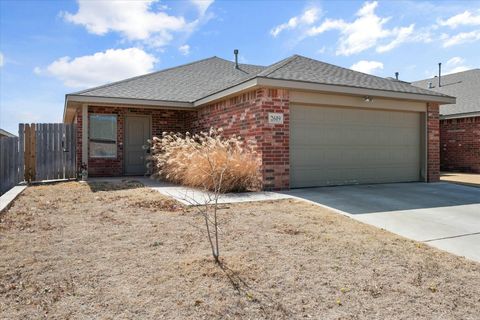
[74,90,442,189]
[427,103,440,182]
[76,106,193,177]
[188,88,289,190]
[440,116,480,173]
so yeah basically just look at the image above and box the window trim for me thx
[89,113,118,159]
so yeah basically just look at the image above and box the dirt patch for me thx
[1,182,479,319]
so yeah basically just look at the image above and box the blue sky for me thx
[1,0,479,134]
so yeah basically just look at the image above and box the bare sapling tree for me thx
[148,128,261,263]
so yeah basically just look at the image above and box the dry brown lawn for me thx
[1,181,479,319]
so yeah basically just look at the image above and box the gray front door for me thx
[125,115,151,175]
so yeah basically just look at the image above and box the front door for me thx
[124,115,151,175]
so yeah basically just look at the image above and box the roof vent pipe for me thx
[395,72,399,80]
[438,62,442,87]
[234,49,239,69]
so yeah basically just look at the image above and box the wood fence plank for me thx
[35,123,46,180]
[2,138,8,194]
[58,123,66,179]
[11,138,15,188]
[36,124,42,180]
[54,123,60,179]
[19,124,25,182]
[30,124,36,181]
[6,138,11,191]
[24,124,31,182]
[65,124,71,178]
[70,124,77,178]
[46,123,52,180]
[12,138,18,185]
[39,124,45,180]
[71,124,76,178]
[0,138,5,194]
[0,137,20,194]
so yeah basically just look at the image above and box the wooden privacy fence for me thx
[0,137,22,195]
[20,123,77,182]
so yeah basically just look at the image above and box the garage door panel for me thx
[292,146,418,167]
[293,123,419,146]
[290,104,422,188]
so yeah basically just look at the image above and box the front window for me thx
[89,114,117,158]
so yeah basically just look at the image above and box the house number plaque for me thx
[268,112,284,124]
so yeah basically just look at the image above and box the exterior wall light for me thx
[364,96,373,102]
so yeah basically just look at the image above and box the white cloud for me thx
[37,48,157,88]
[443,56,470,75]
[191,0,214,16]
[304,1,428,55]
[438,10,480,28]
[376,24,414,53]
[63,0,213,47]
[350,60,384,74]
[270,7,320,37]
[0,52,3,67]
[445,66,470,74]
[179,44,191,55]
[446,56,465,66]
[442,29,480,47]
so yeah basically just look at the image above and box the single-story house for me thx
[412,69,479,173]
[0,129,16,138]
[63,54,455,190]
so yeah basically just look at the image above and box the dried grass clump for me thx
[149,128,261,193]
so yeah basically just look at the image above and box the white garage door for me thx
[290,104,422,188]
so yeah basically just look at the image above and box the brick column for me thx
[427,102,440,182]
[256,88,290,190]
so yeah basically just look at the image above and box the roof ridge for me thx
[412,68,480,82]
[257,55,299,77]
[211,55,266,69]
[69,56,220,95]
[265,54,448,96]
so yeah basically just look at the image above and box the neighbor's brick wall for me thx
[188,88,290,190]
[440,116,480,173]
[427,103,440,182]
[76,106,193,177]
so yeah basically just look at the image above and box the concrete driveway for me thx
[284,183,480,262]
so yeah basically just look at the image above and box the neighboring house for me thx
[63,54,454,190]
[412,69,480,173]
[0,129,16,138]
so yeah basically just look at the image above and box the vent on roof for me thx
[428,81,433,89]
[234,49,239,69]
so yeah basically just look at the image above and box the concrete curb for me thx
[0,186,27,214]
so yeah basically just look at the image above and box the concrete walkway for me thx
[0,186,27,213]
[89,176,293,205]
[283,182,480,262]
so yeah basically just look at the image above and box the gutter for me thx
[440,111,480,120]
[194,77,456,107]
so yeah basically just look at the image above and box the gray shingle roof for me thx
[258,55,449,98]
[411,69,480,116]
[71,54,451,103]
[73,57,265,102]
